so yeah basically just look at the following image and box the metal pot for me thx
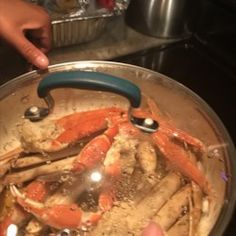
[126,0,203,38]
[0,61,235,235]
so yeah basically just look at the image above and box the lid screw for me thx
[131,115,159,133]
[29,106,39,114]
[24,106,49,122]
[143,118,154,127]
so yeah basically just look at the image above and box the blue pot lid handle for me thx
[24,70,141,122]
[38,71,141,108]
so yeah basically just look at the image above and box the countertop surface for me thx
[48,27,177,64]
[0,26,177,85]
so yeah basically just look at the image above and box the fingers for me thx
[29,16,52,54]
[12,33,49,69]
[0,0,51,69]
[29,28,52,54]
[142,222,164,236]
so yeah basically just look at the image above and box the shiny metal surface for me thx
[126,0,203,38]
[0,61,235,235]
[51,14,110,48]
[35,0,129,48]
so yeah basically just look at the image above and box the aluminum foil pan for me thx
[51,14,114,48]
[33,0,129,48]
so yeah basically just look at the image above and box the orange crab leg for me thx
[146,98,206,152]
[10,183,111,230]
[56,107,125,128]
[6,114,126,231]
[0,108,127,162]
[40,204,83,229]
[52,118,108,149]
[152,132,210,195]
[52,107,126,149]
[0,181,47,236]
[98,185,116,212]
[72,125,119,173]
[15,125,121,229]
[145,98,210,194]
[10,188,83,230]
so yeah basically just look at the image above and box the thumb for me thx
[12,33,49,69]
[142,222,164,236]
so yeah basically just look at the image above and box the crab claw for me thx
[0,181,46,236]
[10,184,111,230]
[10,185,83,229]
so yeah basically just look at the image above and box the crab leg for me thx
[4,131,117,184]
[7,125,124,230]
[168,213,190,236]
[0,181,46,236]
[90,172,182,236]
[16,174,100,231]
[74,125,138,211]
[0,147,24,162]
[128,172,182,233]
[136,141,157,174]
[10,179,110,230]
[0,147,24,178]
[51,107,125,151]
[10,184,84,229]
[0,107,126,165]
[146,98,206,152]
[72,125,119,173]
[12,142,85,169]
[152,185,191,231]
[189,182,203,236]
[142,98,210,195]
[3,125,117,185]
[152,132,210,195]
[3,156,75,185]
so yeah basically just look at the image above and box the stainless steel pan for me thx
[0,61,235,235]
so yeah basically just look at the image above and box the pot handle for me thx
[24,70,141,121]
[38,70,141,108]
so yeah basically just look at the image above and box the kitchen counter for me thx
[0,25,178,86]
[48,26,178,64]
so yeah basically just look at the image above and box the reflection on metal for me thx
[24,105,50,122]
[7,224,18,236]
[84,169,104,192]
[90,171,103,183]
[126,0,202,38]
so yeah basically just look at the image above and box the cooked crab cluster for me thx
[0,99,211,236]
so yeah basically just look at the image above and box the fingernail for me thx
[35,55,49,69]
[142,222,164,236]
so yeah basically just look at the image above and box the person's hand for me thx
[0,0,51,69]
[142,222,165,236]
